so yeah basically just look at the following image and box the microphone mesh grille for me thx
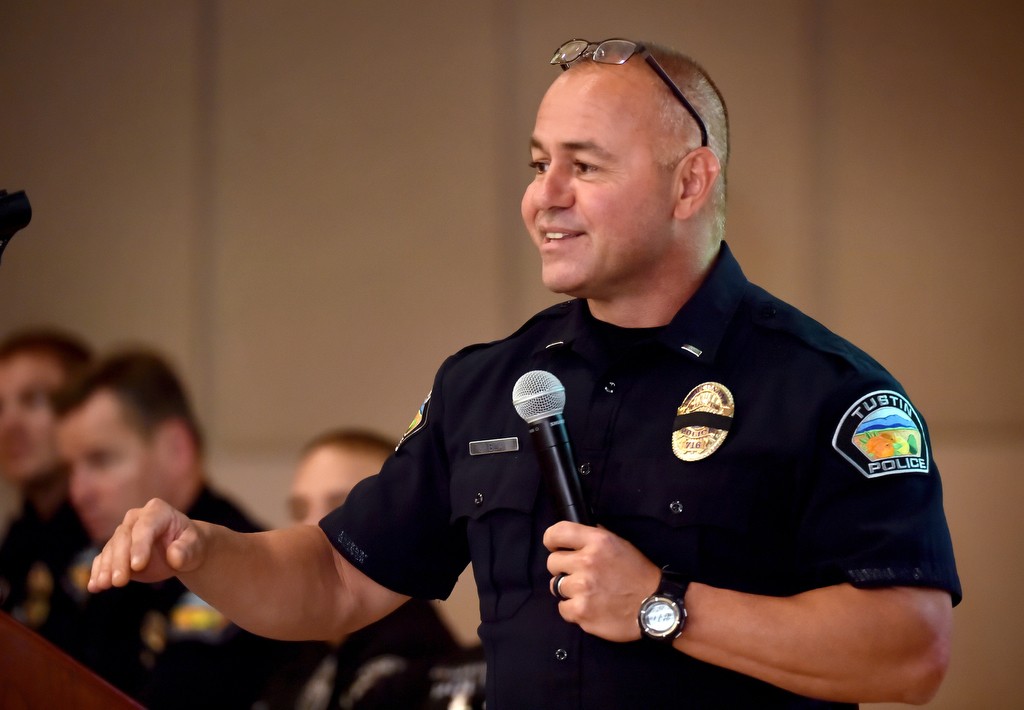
[512,370,565,423]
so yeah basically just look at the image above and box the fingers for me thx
[544,523,604,600]
[88,508,141,592]
[127,501,165,573]
[551,571,570,601]
[542,520,598,552]
[544,524,662,642]
[87,498,181,592]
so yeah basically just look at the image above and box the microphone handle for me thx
[529,415,592,525]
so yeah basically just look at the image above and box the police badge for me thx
[671,382,735,461]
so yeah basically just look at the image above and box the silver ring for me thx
[553,572,569,601]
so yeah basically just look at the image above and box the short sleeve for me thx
[319,358,471,600]
[797,382,962,605]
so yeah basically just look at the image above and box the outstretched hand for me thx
[543,521,662,642]
[88,498,205,592]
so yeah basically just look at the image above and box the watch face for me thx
[641,597,680,636]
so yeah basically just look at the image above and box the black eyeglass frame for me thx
[550,38,709,148]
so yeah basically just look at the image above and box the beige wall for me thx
[2,1,1022,705]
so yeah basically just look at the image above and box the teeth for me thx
[545,232,568,240]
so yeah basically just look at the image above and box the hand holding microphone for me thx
[514,371,656,631]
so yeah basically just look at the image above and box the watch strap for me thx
[657,568,689,603]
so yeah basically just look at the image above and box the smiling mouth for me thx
[543,231,580,241]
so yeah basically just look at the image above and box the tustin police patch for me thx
[832,390,930,478]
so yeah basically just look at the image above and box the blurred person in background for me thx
[256,428,465,710]
[0,327,92,652]
[55,348,298,709]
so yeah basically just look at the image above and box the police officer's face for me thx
[521,62,683,311]
[0,353,65,486]
[58,390,164,543]
[287,445,386,526]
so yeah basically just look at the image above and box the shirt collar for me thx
[536,241,747,366]
[657,240,747,364]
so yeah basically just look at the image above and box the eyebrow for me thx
[529,136,615,161]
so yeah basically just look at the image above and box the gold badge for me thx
[66,546,98,604]
[671,382,735,461]
[25,562,53,628]
[141,610,168,655]
[26,561,54,597]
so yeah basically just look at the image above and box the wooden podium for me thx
[0,610,143,709]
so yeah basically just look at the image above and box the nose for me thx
[532,164,575,211]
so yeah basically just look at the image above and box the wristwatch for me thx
[637,568,689,643]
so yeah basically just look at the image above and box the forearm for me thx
[177,523,355,641]
[677,583,952,704]
[90,499,411,643]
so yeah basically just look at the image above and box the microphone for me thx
[512,370,592,525]
[0,190,32,267]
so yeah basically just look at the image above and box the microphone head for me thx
[512,370,565,423]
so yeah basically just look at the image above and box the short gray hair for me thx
[644,43,730,240]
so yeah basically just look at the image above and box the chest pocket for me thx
[451,453,541,622]
[593,458,764,580]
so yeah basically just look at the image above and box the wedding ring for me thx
[553,572,569,601]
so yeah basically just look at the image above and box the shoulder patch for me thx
[832,390,929,478]
[397,391,431,449]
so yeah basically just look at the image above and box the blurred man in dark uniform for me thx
[55,348,296,708]
[0,328,92,652]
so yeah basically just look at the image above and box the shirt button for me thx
[669,500,684,514]
[604,381,616,393]
[555,648,568,661]
[578,462,591,476]
[474,492,484,506]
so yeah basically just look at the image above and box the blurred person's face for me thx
[58,390,164,543]
[288,445,386,526]
[0,352,66,486]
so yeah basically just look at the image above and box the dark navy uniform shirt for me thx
[0,497,90,653]
[255,598,459,710]
[321,242,961,709]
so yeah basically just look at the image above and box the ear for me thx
[672,146,721,222]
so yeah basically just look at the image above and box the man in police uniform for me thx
[55,349,297,708]
[87,39,960,708]
[0,328,92,653]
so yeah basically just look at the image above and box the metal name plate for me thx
[468,437,520,456]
